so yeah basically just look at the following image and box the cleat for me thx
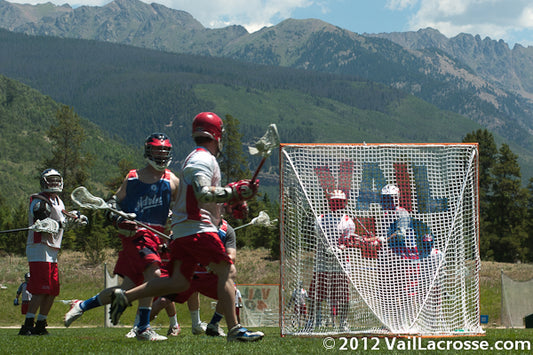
[33,320,49,335]
[125,326,138,338]
[110,289,129,325]
[191,321,207,335]
[135,327,167,341]
[18,324,33,336]
[206,323,226,337]
[167,324,181,336]
[64,300,84,327]
[227,324,264,342]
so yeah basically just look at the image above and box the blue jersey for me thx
[119,169,172,228]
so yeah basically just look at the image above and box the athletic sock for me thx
[190,309,201,327]
[80,295,102,311]
[209,312,223,326]
[37,314,47,321]
[169,314,178,327]
[137,307,151,332]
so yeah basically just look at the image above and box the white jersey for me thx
[26,193,66,263]
[315,212,355,273]
[172,147,221,238]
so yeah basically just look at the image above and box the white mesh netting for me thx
[280,143,483,336]
[501,271,533,328]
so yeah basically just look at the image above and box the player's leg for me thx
[209,261,264,342]
[187,292,207,334]
[164,301,181,336]
[135,262,167,341]
[64,277,133,327]
[110,260,190,325]
[206,301,226,336]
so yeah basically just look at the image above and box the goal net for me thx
[501,271,533,328]
[280,143,483,336]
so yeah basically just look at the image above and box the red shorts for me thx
[169,232,232,281]
[172,272,219,303]
[113,229,162,286]
[21,301,30,315]
[27,261,59,296]
[307,271,349,304]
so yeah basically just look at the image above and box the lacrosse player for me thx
[19,169,87,336]
[14,273,32,315]
[378,183,440,331]
[110,112,264,342]
[64,133,179,341]
[150,218,238,337]
[306,190,354,332]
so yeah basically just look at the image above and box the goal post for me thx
[279,143,483,336]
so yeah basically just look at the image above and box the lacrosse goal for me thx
[280,143,483,336]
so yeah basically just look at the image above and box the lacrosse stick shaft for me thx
[234,222,253,231]
[132,220,171,240]
[251,158,267,183]
[0,227,30,234]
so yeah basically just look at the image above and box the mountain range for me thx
[1,0,533,180]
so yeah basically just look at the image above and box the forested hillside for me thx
[0,74,141,199]
[0,29,490,170]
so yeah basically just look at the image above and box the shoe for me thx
[191,321,207,335]
[135,327,168,341]
[227,324,264,342]
[64,300,84,327]
[110,289,130,325]
[18,324,33,336]
[167,324,181,336]
[125,326,137,338]
[33,320,49,335]
[206,323,226,337]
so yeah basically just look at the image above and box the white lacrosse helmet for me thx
[40,168,63,193]
[381,184,399,210]
[327,189,347,211]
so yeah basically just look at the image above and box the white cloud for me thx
[155,0,314,32]
[406,0,533,44]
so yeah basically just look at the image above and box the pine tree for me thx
[487,144,528,262]
[463,129,497,259]
[43,105,93,197]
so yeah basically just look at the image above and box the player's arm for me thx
[192,174,257,204]
[106,175,136,231]
[169,172,180,208]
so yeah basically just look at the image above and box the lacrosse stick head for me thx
[71,187,107,209]
[251,211,277,228]
[31,218,60,234]
[248,124,280,157]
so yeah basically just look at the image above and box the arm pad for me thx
[193,175,234,203]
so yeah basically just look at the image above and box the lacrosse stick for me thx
[0,218,60,234]
[71,186,170,240]
[249,123,280,183]
[234,210,278,230]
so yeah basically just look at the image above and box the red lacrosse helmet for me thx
[192,112,224,146]
[144,133,172,171]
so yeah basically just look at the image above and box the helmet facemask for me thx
[40,169,63,193]
[327,190,347,211]
[145,133,172,171]
[381,184,400,210]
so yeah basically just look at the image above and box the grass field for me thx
[1,249,533,354]
[1,327,532,354]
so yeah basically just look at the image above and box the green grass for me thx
[0,328,532,354]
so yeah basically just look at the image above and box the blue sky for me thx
[7,0,533,47]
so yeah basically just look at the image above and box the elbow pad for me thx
[193,176,233,203]
[32,200,51,220]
